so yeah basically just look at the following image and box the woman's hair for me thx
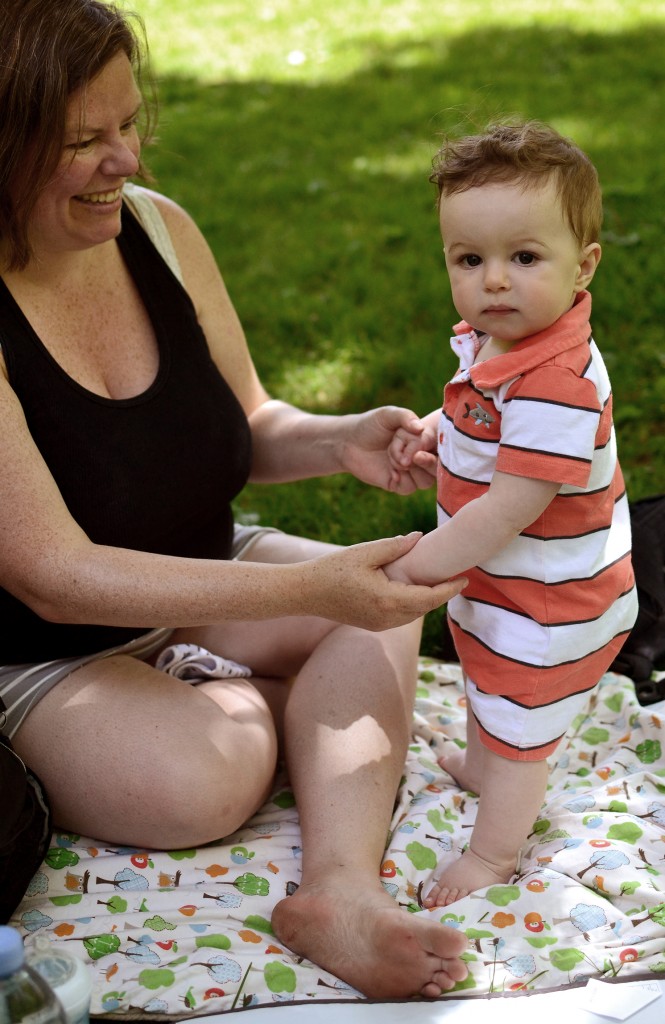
[430,120,603,246]
[0,0,156,270]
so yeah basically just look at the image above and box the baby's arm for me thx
[384,470,561,585]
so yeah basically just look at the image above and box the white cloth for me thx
[155,643,252,681]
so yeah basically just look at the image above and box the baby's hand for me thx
[389,425,425,470]
[388,410,439,483]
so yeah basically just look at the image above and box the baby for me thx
[385,120,638,905]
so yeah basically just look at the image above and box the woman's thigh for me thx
[12,654,279,849]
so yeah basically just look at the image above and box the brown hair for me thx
[0,0,156,270]
[430,120,603,247]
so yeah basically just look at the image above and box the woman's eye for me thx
[66,137,95,152]
[515,251,536,265]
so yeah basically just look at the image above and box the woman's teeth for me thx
[76,189,121,203]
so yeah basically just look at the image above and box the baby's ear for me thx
[574,242,602,292]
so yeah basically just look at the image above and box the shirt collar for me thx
[454,291,593,389]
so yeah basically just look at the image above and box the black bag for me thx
[610,494,665,705]
[0,700,52,924]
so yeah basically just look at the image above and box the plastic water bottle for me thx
[0,926,66,1024]
[27,939,91,1024]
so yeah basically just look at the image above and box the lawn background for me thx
[126,0,665,654]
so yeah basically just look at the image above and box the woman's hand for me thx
[295,533,467,631]
[339,406,438,494]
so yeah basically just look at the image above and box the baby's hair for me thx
[430,120,603,246]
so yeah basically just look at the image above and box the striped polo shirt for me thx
[438,290,637,754]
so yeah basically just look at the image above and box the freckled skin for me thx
[2,37,470,1000]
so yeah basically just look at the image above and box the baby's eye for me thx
[461,254,482,268]
[514,251,537,266]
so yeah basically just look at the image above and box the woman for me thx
[0,0,468,998]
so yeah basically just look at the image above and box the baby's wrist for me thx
[383,560,412,585]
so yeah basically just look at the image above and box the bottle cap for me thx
[0,925,25,977]
[28,938,92,1024]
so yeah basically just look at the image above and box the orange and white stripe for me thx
[439,292,637,760]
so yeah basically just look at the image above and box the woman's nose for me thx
[101,137,140,177]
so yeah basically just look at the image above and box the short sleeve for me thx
[495,366,602,487]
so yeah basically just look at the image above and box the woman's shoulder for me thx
[124,183,217,273]
[122,185,234,327]
[124,184,199,237]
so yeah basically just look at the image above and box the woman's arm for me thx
[0,260,466,637]
[149,191,270,417]
[247,399,438,493]
[0,366,464,632]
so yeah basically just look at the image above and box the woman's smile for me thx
[74,188,123,205]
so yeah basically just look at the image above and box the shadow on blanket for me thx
[10,661,665,1018]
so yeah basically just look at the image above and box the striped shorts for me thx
[465,676,602,762]
[0,525,278,740]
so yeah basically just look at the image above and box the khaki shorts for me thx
[0,525,279,739]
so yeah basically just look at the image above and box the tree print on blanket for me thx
[409,666,665,993]
[10,663,665,1014]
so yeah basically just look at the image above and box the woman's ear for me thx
[574,242,602,292]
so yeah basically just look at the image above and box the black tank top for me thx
[0,205,252,661]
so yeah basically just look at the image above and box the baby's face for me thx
[440,177,591,345]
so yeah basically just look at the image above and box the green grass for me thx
[125,1,665,654]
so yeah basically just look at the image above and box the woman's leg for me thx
[178,533,469,997]
[12,654,281,848]
[11,535,338,847]
[16,532,468,996]
[270,619,469,998]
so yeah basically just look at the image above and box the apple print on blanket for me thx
[9,660,665,1015]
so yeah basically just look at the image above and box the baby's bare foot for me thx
[424,847,517,907]
[272,871,469,998]
[438,749,481,794]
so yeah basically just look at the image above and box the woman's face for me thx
[27,51,142,259]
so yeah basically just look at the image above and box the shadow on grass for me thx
[145,20,664,616]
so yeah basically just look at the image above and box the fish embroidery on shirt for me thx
[463,402,494,429]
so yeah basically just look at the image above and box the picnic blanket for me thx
[10,660,665,1017]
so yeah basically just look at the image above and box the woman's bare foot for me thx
[424,846,517,907]
[438,749,481,795]
[272,871,469,998]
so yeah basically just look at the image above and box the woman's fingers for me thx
[300,537,467,631]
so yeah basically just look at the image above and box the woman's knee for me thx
[75,724,278,850]
[14,660,280,848]
[151,737,278,847]
[145,682,280,845]
[373,616,423,670]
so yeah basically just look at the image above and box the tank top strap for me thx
[122,183,184,284]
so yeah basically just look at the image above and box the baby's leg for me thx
[439,704,484,794]
[425,752,549,907]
